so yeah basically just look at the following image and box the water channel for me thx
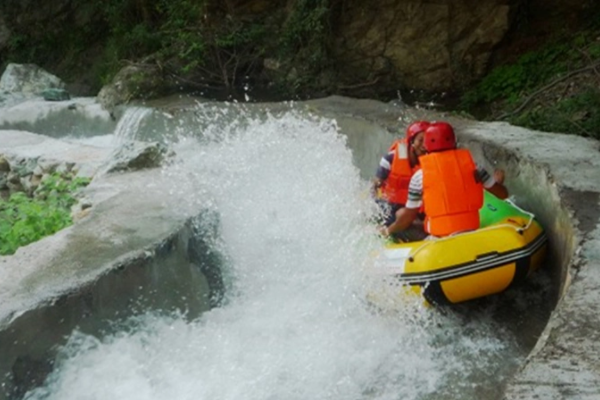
[0,97,555,400]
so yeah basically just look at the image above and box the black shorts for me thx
[375,199,404,226]
[375,200,428,243]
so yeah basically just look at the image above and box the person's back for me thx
[381,121,509,240]
[420,122,482,237]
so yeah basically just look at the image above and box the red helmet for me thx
[424,122,456,153]
[405,121,430,143]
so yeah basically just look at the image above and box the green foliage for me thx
[7,34,27,53]
[460,43,573,109]
[96,0,166,83]
[0,174,90,256]
[155,0,201,28]
[280,0,329,54]
[155,0,206,71]
[458,23,600,138]
[5,32,59,67]
[511,88,600,139]
[275,0,332,95]
[97,0,269,86]
[2,0,333,96]
[589,44,600,58]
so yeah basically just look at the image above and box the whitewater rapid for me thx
[24,106,523,400]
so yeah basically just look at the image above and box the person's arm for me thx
[477,166,509,200]
[380,169,422,237]
[372,152,393,198]
[493,169,505,184]
[371,177,383,197]
[486,169,508,199]
[382,207,419,236]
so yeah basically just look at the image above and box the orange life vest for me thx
[380,139,418,205]
[420,149,483,237]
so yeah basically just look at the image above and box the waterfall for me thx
[112,107,153,146]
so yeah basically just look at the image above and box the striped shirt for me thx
[376,141,412,181]
[375,150,396,180]
[405,166,495,209]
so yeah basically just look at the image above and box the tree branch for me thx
[497,60,600,120]
[338,78,379,90]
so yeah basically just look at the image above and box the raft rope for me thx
[505,198,536,231]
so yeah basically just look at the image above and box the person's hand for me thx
[371,179,383,199]
[379,226,390,237]
[493,169,505,185]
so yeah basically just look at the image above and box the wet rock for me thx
[0,63,65,94]
[7,171,20,184]
[101,141,173,174]
[0,156,9,172]
[97,63,171,111]
[41,88,71,101]
[71,196,93,222]
[19,175,35,195]
[11,355,54,399]
[12,157,38,177]
[6,180,23,193]
[55,161,75,174]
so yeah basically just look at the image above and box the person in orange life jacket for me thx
[371,121,430,227]
[380,122,509,239]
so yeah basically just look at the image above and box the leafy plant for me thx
[511,88,600,139]
[460,42,573,110]
[274,0,332,95]
[2,0,335,97]
[0,173,90,256]
[155,0,207,69]
[280,0,329,54]
[458,22,600,139]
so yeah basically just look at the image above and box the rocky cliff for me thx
[0,0,596,99]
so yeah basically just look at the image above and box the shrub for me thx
[0,174,90,256]
[460,43,573,110]
[511,88,600,139]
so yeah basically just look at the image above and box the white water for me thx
[112,106,153,145]
[24,106,521,400]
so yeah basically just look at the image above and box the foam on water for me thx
[113,107,153,145]
[24,106,521,400]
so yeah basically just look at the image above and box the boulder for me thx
[0,63,65,94]
[96,64,171,111]
[100,141,173,174]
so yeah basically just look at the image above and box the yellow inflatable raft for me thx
[374,192,547,305]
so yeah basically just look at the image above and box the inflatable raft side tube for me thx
[397,232,547,284]
[403,232,547,305]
